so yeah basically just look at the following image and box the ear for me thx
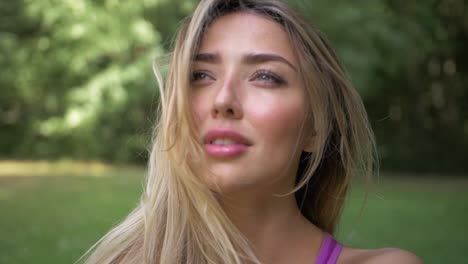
[302,113,317,153]
[302,128,316,153]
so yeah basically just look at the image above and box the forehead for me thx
[198,11,297,64]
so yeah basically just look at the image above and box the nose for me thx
[211,78,243,119]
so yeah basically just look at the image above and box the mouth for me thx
[203,129,252,158]
[203,129,252,145]
[209,138,243,145]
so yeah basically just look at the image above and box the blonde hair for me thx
[80,0,377,263]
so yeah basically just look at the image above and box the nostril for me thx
[211,102,241,119]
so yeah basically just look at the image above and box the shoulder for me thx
[339,246,423,264]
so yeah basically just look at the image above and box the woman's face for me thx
[190,11,310,195]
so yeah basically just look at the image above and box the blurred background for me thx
[0,0,466,263]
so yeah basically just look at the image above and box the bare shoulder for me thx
[339,246,423,264]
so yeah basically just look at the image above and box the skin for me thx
[190,13,308,198]
[189,11,422,264]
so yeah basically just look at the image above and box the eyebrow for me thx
[194,53,221,63]
[193,52,297,72]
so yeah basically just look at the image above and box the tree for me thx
[1,0,165,161]
[1,0,466,172]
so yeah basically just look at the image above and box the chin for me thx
[206,174,248,194]
[205,169,257,195]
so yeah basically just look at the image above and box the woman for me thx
[82,0,422,263]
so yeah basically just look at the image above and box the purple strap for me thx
[314,233,343,264]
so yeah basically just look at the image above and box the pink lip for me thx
[203,129,252,158]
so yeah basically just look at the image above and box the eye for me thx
[251,70,287,87]
[190,70,214,83]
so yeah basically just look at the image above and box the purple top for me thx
[314,234,343,264]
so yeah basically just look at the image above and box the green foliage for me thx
[1,0,467,172]
[290,0,468,173]
[0,0,172,162]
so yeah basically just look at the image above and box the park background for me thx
[0,0,467,263]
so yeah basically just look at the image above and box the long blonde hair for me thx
[80,0,377,263]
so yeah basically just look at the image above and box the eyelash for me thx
[251,69,287,86]
[190,69,287,87]
[190,70,213,82]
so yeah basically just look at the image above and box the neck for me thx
[220,191,324,264]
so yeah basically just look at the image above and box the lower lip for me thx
[204,144,249,158]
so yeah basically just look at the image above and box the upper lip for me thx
[203,129,252,145]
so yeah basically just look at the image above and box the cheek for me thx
[190,94,208,128]
[249,97,306,145]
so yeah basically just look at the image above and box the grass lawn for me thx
[337,176,468,263]
[0,161,467,264]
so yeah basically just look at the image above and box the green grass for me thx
[0,161,145,264]
[0,161,467,264]
[337,176,468,263]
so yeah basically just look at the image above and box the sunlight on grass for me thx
[0,160,144,177]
